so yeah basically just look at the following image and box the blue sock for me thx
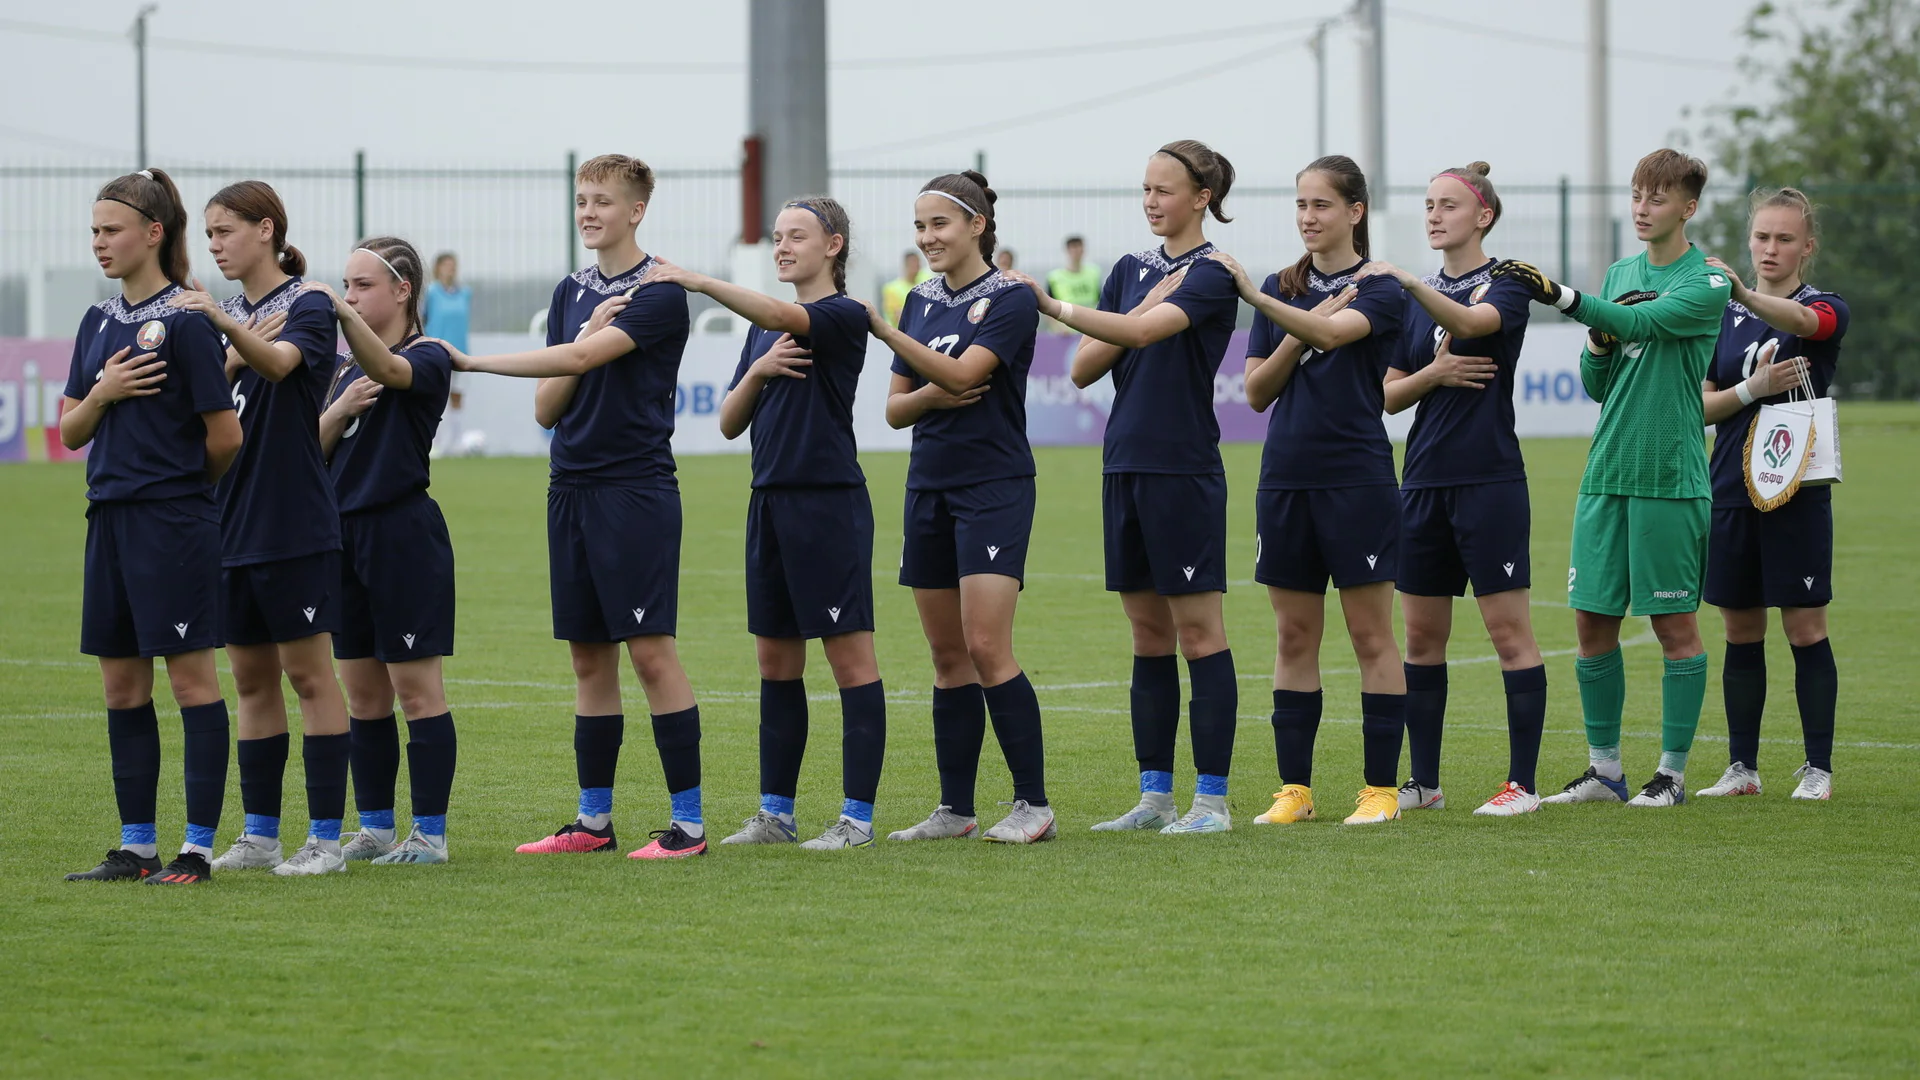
[359,808,396,832]
[121,823,158,847]
[310,818,342,842]
[244,813,280,839]
[1140,769,1174,795]
[579,786,613,824]
[761,793,795,819]
[412,814,447,838]
[184,823,215,850]
[670,784,702,824]
[842,798,874,825]
[1196,773,1228,797]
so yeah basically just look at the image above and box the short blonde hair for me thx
[576,154,655,204]
[1631,149,1708,201]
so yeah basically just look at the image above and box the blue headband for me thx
[785,201,837,235]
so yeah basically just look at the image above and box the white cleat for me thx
[271,838,347,876]
[210,835,284,871]
[1695,763,1762,798]
[1626,771,1687,808]
[1790,763,1833,801]
[799,816,875,850]
[1159,793,1232,834]
[1541,767,1631,805]
[720,810,798,845]
[982,800,1056,844]
[886,805,978,841]
[1089,793,1177,832]
[1397,779,1445,811]
[369,826,448,865]
[340,830,397,862]
[1472,781,1542,817]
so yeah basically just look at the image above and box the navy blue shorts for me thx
[900,477,1035,589]
[1255,485,1399,594]
[548,482,680,642]
[747,486,875,639]
[1705,499,1833,610]
[1398,480,1532,597]
[81,497,223,658]
[1103,472,1228,595]
[224,550,342,647]
[336,495,457,663]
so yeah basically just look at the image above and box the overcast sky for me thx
[2,0,1803,187]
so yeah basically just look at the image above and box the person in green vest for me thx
[1046,235,1102,309]
[881,250,933,327]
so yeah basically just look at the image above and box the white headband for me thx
[916,189,978,217]
[137,169,153,179]
[355,246,405,282]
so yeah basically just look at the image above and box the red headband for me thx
[1441,172,1490,210]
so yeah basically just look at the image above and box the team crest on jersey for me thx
[135,319,166,350]
[967,298,991,324]
[1468,283,1490,305]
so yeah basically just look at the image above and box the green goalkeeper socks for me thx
[1660,653,1709,774]
[1576,648,1625,772]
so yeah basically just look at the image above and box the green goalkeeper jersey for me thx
[1575,244,1731,499]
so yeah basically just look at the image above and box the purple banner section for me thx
[1024,330,1266,447]
[0,339,87,463]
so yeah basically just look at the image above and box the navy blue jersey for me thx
[728,293,867,489]
[1396,261,1533,489]
[214,279,341,566]
[1250,261,1405,490]
[325,338,452,513]
[545,257,689,486]
[890,269,1039,491]
[1097,244,1239,475]
[1708,285,1847,508]
[63,285,233,503]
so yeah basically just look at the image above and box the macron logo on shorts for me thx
[302,606,316,623]
[1183,566,1196,581]
[174,622,189,639]
[1804,577,1815,590]
[632,607,646,625]
[1366,554,1378,569]
[1504,562,1515,577]
[828,607,842,624]
[986,545,1000,561]
[403,633,416,649]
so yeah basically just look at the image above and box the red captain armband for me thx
[1807,301,1839,341]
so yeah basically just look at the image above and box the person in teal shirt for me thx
[425,252,473,454]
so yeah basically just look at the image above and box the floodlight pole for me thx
[747,0,828,228]
[1355,0,1385,208]
[1309,23,1328,159]
[132,4,157,167]
[1587,0,1611,290]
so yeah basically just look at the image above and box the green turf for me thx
[3,406,1918,1078]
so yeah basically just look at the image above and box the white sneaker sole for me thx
[983,821,1056,844]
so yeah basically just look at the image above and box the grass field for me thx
[3,405,1918,1078]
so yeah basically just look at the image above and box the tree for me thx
[1692,0,1920,398]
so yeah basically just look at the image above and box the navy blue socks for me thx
[931,683,986,816]
[985,672,1046,807]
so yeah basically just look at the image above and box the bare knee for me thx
[228,649,282,699]
[821,634,880,689]
[755,637,807,682]
[1718,607,1768,645]
[626,637,683,688]
[1403,621,1448,665]
[1651,613,1704,659]
[100,664,153,711]
[571,644,618,683]
[1485,618,1540,669]
[163,662,222,709]
[1781,607,1828,649]
[1348,624,1400,668]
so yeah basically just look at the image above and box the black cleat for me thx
[144,851,214,885]
[66,848,163,882]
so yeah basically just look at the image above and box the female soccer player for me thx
[425,252,471,455]
[1696,188,1847,802]
[305,237,460,863]
[444,154,706,860]
[864,170,1052,845]
[640,198,889,850]
[1209,154,1409,827]
[1011,141,1242,836]
[171,181,354,876]
[1351,162,1549,817]
[61,169,242,885]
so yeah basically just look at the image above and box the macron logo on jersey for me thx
[1138,267,1149,282]
[1734,315,1746,328]
[575,288,585,302]
[922,303,932,318]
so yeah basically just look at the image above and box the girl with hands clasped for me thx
[1694,188,1849,803]
[866,170,1054,846]
[642,199,892,852]
[59,169,241,886]
[1360,162,1550,818]
[1213,154,1411,828]
[1015,140,1246,837]
[304,237,461,865]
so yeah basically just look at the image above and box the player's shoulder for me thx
[288,284,335,317]
[404,337,453,365]
[1353,264,1404,296]
[1798,285,1847,312]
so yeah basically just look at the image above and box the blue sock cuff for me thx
[1140,770,1174,794]
[243,813,280,839]
[579,787,613,817]
[669,785,703,824]
[184,824,216,848]
[762,793,795,817]
[413,814,447,838]
[122,823,157,846]
[310,819,343,842]
[1196,773,1228,797]
[359,809,396,831]
[842,798,874,823]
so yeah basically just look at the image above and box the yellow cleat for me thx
[1343,785,1403,825]
[1254,784,1315,824]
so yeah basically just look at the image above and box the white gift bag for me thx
[1802,394,1842,486]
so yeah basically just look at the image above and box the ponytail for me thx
[1156,139,1236,223]
[95,168,190,286]
[354,235,427,339]
[1436,160,1502,235]
[919,170,999,260]
[1277,155,1371,298]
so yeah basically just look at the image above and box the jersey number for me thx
[1740,337,1780,380]
[926,334,961,356]
[231,387,247,419]
[342,416,362,440]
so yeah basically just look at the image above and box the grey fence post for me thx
[566,151,577,273]
[354,149,366,242]
[1558,176,1571,283]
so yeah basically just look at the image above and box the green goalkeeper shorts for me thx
[1567,493,1708,616]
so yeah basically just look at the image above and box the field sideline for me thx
[3,406,1917,1077]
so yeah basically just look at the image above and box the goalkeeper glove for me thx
[1492,259,1582,316]
[1589,290,1659,351]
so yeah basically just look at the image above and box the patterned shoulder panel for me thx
[95,284,184,325]
[1308,264,1360,293]
[1420,264,1493,297]
[569,256,656,296]
[1128,241,1218,276]
[217,276,308,323]
[910,268,1026,309]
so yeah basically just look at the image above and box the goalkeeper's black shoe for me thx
[144,852,214,885]
[66,848,162,882]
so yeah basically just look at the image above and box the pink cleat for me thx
[515,821,618,853]
[628,824,707,860]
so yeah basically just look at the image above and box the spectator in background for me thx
[996,249,1016,273]
[881,250,933,327]
[1046,235,1101,309]
[425,253,473,456]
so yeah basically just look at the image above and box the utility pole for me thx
[1355,0,1386,207]
[1309,22,1329,159]
[131,4,157,166]
[1588,0,1611,289]
[747,0,828,229]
